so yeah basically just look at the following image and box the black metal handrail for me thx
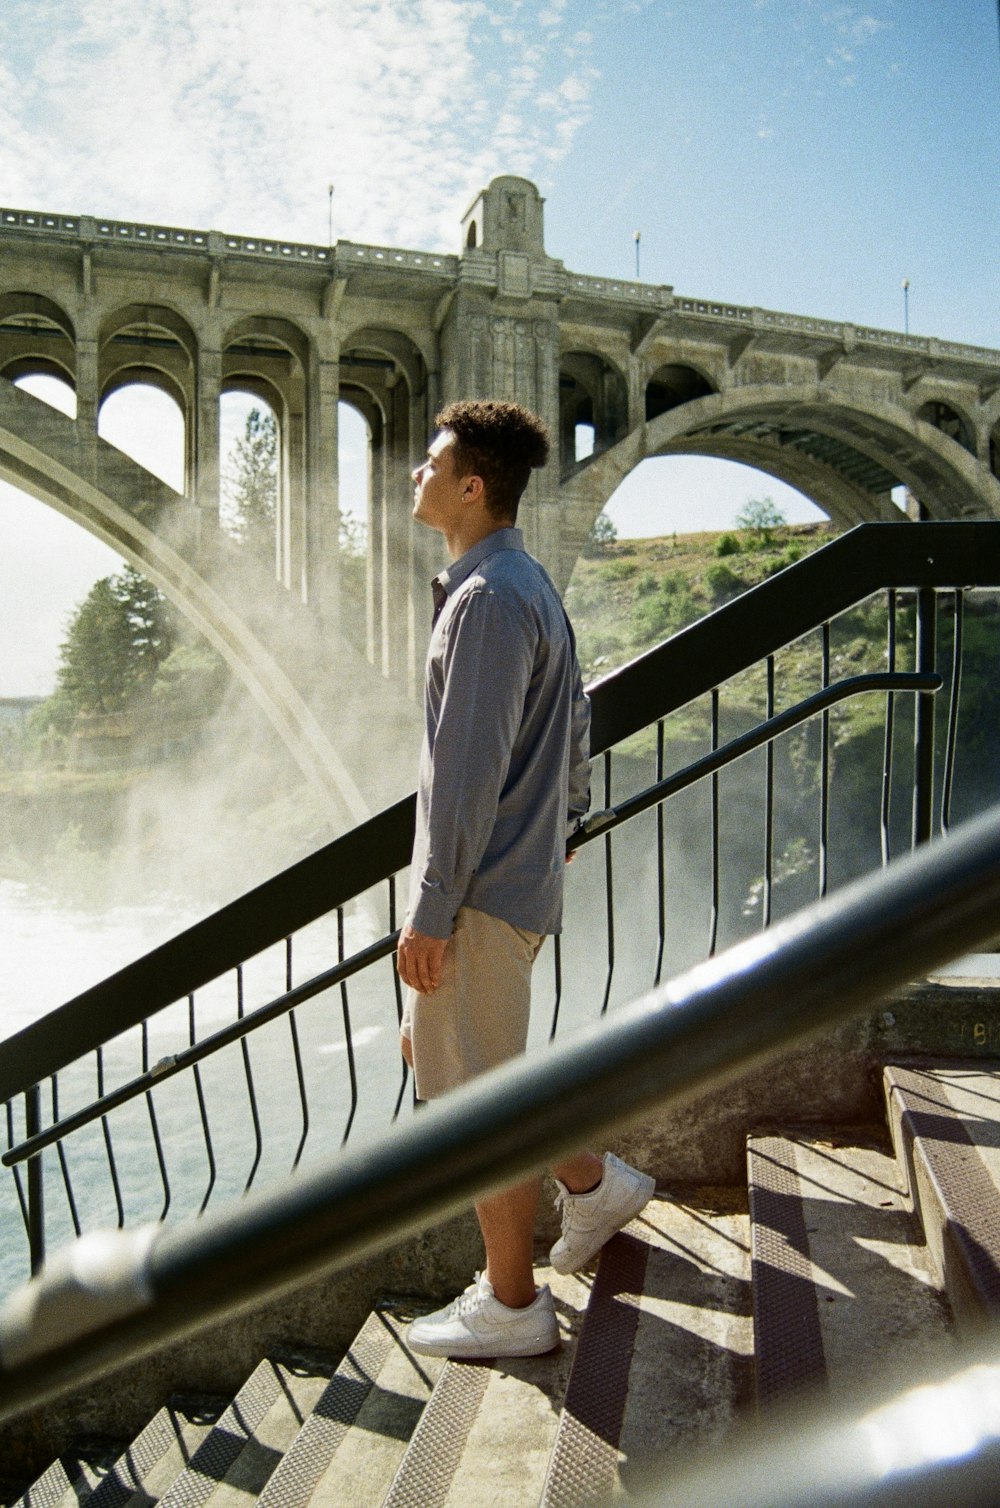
[2,520,998,1283]
[2,801,999,1420]
[0,668,944,1170]
[1,520,997,1103]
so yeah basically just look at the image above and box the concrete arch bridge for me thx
[1,179,998,810]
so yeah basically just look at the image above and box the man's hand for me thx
[396,923,449,995]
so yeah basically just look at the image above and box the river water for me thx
[0,877,411,1300]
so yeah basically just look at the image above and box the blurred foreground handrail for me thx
[1,802,1000,1421]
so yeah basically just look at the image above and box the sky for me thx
[0,0,998,695]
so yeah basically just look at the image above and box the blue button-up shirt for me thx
[407,528,591,939]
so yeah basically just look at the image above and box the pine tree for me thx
[223,407,278,560]
[55,568,174,716]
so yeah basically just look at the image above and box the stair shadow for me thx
[562,1230,754,1492]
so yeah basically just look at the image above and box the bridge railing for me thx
[1,522,998,1289]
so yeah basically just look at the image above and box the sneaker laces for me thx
[446,1274,488,1318]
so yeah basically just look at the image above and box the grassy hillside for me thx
[565,521,838,680]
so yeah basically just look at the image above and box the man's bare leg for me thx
[477,1149,605,1309]
[476,1178,542,1309]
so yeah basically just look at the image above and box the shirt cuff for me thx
[408,885,461,939]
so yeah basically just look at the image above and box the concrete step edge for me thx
[885,1062,1000,1316]
[540,1229,649,1508]
[86,1398,226,1508]
[10,1442,122,1508]
[156,1355,332,1508]
[256,1300,430,1508]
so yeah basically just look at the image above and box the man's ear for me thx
[463,473,486,504]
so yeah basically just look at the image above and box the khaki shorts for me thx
[400,905,544,1100]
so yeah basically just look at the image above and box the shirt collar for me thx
[433,527,525,602]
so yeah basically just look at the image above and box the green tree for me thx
[735,496,786,548]
[224,407,278,558]
[583,511,618,556]
[55,568,174,717]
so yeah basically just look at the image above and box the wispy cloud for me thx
[0,0,601,250]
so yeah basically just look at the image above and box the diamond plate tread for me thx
[256,1301,438,1508]
[86,1399,225,1508]
[749,1134,828,1406]
[156,1356,332,1508]
[541,1230,650,1508]
[750,1130,951,1408]
[10,1459,76,1508]
[11,1442,126,1508]
[381,1358,493,1508]
[886,1063,1000,1313]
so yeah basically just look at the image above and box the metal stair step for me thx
[255,1300,445,1508]
[382,1268,589,1508]
[541,1192,751,1507]
[885,1061,1000,1321]
[85,1397,227,1508]
[155,1355,335,1508]
[748,1128,952,1409]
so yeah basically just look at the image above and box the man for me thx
[396,399,654,1359]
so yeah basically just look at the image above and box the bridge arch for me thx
[559,350,628,475]
[558,382,1000,572]
[100,303,197,399]
[645,362,717,422]
[0,378,369,825]
[914,397,976,457]
[0,293,76,388]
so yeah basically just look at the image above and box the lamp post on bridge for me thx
[902,278,910,335]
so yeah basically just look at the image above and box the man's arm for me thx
[408,587,534,940]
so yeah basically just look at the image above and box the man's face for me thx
[412,430,468,533]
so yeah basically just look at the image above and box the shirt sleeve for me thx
[409,587,534,938]
[567,661,592,834]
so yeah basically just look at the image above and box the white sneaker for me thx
[549,1154,656,1274]
[407,1273,559,1359]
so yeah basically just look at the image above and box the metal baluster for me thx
[25,1084,44,1273]
[600,750,615,1015]
[820,624,831,898]
[549,935,563,1042]
[654,720,667,984]
[764,658,775,929]
[189,995,216,1215]
[51,1077,81,1238]
[141,1019,171,1221]
[912,586,937,848]
[286,939,310,1170]
[96,1048,125,1229]
[338,908,358,1146]
[941,589,964,835]
[388,877,411,1121]
[709,691,720,956]
[881,590,898,866]
[235,965,263,1193]
[7,1100,31,1260]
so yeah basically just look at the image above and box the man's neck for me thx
[443,514,512,562]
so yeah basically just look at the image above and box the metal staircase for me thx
[2,521,1000,1502]
[8,1050,1000,1505]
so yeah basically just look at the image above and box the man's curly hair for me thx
[434,399,550,522]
